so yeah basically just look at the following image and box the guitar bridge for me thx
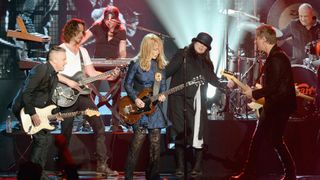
[124,105,133,114]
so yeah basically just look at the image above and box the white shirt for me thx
[59,43,93,77]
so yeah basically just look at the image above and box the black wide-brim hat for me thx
[192,32,212,50]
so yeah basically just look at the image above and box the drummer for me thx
[279,3,320,65]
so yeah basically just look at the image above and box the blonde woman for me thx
[124,33,171,180]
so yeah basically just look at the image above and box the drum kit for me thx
[211,8,319,120]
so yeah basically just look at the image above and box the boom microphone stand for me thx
[112,19,175,40]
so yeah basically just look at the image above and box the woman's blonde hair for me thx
[138,33,167,71]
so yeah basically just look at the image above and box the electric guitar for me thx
[118,75,204,125]
[20,105,100,135]
[221,70,315,111]
[52,66,127,107]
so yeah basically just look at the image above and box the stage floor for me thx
[1,119,320,179]
[1,172,320,180]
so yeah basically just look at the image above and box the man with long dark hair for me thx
[57,18,119,176]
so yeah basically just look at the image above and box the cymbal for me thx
[239,22,283,38]
[222,9,260,21]
[312,59,320,66]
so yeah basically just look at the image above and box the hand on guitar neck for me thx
[53,66,127,107]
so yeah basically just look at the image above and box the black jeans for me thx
[124,127,161,180]
[30,130,51,169]
[60,95,108,163]
[244,110,295,175]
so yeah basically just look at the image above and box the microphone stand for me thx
[221,7,233,120]
[240,59,257,81]
[113,19,175,40]
[183,50,188,180]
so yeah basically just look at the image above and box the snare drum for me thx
[291,64,317,119]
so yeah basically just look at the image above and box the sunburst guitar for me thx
[119,75,204,125]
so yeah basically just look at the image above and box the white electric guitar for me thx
[20,105,100,135]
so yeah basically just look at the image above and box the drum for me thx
[305,40,320,58]
[228,57,261,86]
[291,64,317,119]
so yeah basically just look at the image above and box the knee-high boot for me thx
[124,127,146,180]
[175,145,184,176]
[191,148,203,177]
[146,129,161,180]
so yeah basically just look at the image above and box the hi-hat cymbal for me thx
[222,9,260,21]
[312,59,320,66]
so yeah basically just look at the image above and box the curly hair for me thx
[138,33,167,71]
[61,18,85,43]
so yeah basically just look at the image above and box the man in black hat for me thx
[166,32,233,177]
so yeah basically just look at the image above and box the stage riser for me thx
[1,120,320,177]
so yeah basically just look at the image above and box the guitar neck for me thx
[221,72,248,91]
[47,111,84,120]
[150,83,186,102]
[231,77,248,90]
[80,71,112,85]
[297,93,315,101]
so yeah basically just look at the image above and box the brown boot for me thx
[96,162,119,176]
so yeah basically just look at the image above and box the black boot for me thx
[190,148,203,177]
[175,145,184,177]
[276,144,296,180]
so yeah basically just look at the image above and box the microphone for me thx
[126,39,135,50]
[107,13,113,21]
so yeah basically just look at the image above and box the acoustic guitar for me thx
[52,66,127,107]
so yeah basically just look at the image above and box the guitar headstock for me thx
[220,70,236,81]
[190,75,205,86]
[119,64,128,73]
[85,109,100,117]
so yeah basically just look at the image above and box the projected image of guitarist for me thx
[10,46,67,179]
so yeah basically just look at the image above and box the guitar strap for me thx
[79,49,85,73]
[153,64,161,96]
[79,49,97,93]
[254,64,265,85]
